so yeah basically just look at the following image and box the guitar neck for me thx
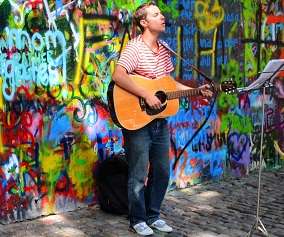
[166,84,220,100]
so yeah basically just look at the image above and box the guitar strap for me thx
[158,40,214,84]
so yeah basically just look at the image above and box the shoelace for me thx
[139,222,149,229]
[154,220,165,226]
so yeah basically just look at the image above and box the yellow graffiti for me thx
[193,0,223,78]
[274,140,284,159]
[195,0,224,32]
[198,28,217,77]
[68,135,98,199]
[39,135,98,208]
[74,17,129,100]
[40,145,63,213]
[119,33,130,54]
[75,17,88,86]
[175,26,182,79]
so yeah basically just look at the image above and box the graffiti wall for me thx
[0,0,283,223]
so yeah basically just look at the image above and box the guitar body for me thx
[107,75,237,130]
[107,75,179,130]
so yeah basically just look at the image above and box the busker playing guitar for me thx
[111,2,213,236]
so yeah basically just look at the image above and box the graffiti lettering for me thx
[0,30,67,101]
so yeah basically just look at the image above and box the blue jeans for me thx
[122,119,170,227]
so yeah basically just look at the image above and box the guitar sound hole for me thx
[155,91,167,104]
[145,91,167,116]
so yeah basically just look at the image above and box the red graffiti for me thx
[0,110,36,160]
[0,181,28,220]
[267,15,284,24]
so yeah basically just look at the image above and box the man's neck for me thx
[141,32,159,52]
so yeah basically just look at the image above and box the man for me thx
[111,2,213,236]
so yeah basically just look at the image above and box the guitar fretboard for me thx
[166,88,203,100]
[166,83,223,100]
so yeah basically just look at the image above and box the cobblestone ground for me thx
[1,169,284,237]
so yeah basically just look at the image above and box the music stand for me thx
[243,59,284,237]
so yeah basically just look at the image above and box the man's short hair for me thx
[133,2,157,32]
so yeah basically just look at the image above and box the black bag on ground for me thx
[97,154,128,215]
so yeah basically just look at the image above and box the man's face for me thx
[143,5,165,34]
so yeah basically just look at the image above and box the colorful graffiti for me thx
[0,0,283,223]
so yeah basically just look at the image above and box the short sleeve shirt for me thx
[117,34,174,79]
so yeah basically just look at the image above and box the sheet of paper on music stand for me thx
[245,59,284,91]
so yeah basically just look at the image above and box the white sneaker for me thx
[150,220,173,232]
[132,222,153,236]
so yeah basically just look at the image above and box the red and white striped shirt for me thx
[117,34,174,79]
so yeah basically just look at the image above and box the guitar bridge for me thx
[139,97,146,111]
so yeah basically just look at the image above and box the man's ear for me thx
[140,19,147,28]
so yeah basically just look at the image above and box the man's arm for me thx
[112,65,163,109]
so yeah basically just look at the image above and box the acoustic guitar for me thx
[107,75,236,130]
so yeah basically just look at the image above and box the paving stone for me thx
[1,169,284,236]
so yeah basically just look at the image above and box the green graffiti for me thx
[221,22,245,88]
[221,59,244,88]
[109,0,144,11]
[242,1,260,78]
[218,92,238,110]
[245,43,258,78]
[221,113,253,133]
[0,0,12,32]
[243,0,260,11]
[158,0,180,19]
[75,157,87,165]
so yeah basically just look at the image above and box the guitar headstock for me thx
[220,80,237,93]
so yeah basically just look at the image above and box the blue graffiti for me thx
[0,29,67,100]
[48,107,72,146]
